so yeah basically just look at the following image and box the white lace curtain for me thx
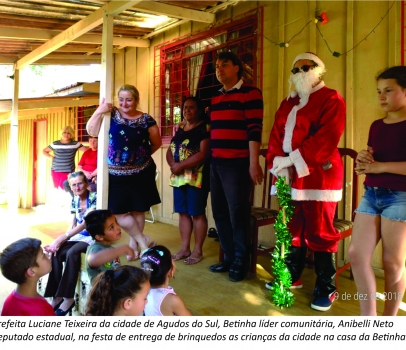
[187,33,227,97]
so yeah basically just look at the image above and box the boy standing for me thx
[0,238,55,316]
[84,209,135,284]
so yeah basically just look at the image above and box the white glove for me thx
[275,168,291,184]
[273,156,293,175]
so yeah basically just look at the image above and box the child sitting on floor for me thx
[84,209,135,284]
[0,238,55,316]
[140,245,191,316]
[85,265,150,316]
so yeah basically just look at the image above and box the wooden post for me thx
[96,6,113,209]
[7,67,19,211]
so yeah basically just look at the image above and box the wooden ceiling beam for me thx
[0,5,88,21]
[0,27,149,47]
[14,1,143,69]
[0,95,100,113]
[141,18,189,39]
[133,2,215,23]
[33,58,102,65]
[17,54,101,60]
[0,13,155,33]
[0,56,102,65]
[32,46,122,53]
[0,0,99,12]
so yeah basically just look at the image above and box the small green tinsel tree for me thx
[269,177,295,308]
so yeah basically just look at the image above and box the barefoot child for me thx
[85,265,150,316]
[349,66,406,316]
[141,245,192,316]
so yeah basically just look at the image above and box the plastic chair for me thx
[145,169,159,223]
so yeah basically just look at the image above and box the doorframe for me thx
[32,118,47,206]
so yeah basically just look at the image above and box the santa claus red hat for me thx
[292,52,325,70]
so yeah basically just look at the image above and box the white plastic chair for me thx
[145,169,159,223]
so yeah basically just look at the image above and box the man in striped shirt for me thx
[209,51,264,282]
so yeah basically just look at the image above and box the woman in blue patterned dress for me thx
[86,85,161,258]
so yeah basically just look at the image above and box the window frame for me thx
[154,9,262,144]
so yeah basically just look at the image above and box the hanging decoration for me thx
[263,1,395,58]
[315,12,328,25]
[269,177,295,308]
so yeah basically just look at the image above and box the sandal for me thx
[172,252,191,261]
[184,256,203,265]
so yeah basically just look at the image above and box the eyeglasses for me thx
[291,64,317,75]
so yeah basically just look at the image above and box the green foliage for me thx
[29,65,46,76]
[269,177,295,308]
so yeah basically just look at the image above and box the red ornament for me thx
[317,12,328,24]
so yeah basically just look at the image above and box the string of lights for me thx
[317,1,395,57]
[263,1,395,57]
[263,20,313,48]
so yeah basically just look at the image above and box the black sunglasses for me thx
[291,64,317,75]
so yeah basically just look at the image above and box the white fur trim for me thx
[310,80,325,93]
[272,186,342,201]
[290,90,298,98]
[292,52,325,70]
[289,149,309,178]
[283,81,325,153]
[283,105,298,153]
[291,188,342,202]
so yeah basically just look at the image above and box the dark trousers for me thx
[44,241,88,299]
[210,163,251,263]
[286,247,336,297]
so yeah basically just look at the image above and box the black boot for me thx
[265,246,306,290]
[285,246,307,284]
[311,252,336,311]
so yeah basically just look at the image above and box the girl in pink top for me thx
[141,246,191,316]
[349,66,406,316]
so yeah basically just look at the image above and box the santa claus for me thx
[266,52,346,311]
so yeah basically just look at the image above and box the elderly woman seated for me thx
[43,171,96,316]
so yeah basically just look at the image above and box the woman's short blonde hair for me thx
[61,125,75,141]
[118,84,140,101]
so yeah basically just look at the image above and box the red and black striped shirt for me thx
[210,82,263,165]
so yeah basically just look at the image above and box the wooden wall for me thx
[113,0,400,272]
[1,0,399,273]
[0,0,399,274]
[0,107,84,208]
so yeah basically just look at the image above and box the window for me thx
[77,105,97,142]
[154,8,262,142]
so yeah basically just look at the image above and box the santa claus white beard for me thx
[289,67,323,100]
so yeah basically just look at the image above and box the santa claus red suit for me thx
[267,81,346,251]
[266,52,346,311]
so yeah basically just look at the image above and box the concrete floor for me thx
[1,204,405,316]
